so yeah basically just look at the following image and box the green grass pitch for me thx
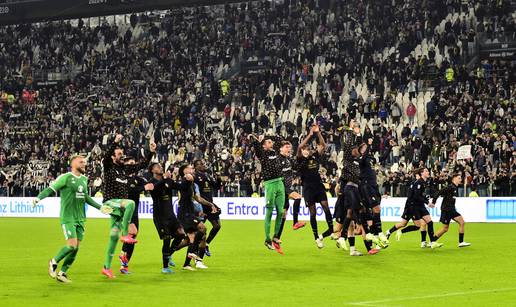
[1,218,516,306]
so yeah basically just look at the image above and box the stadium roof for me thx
[0,0,246,25]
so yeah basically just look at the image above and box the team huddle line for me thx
[33,124,470,283]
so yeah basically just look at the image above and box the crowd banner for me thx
[457,145,472,160]
[0,197,515,223]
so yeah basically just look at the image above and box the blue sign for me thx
[486,199,516,220]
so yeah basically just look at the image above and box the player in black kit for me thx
[332,121,379,256]
[277,141,305,240]
[358,140,389,248]
[432,173,471,247]
[148,163,189,274]
[386,168,443,249]
[119,157,155,274]
[193,159,222,257]
[177,164,218,271]
[297,124,333,249]
[386,172,429,247]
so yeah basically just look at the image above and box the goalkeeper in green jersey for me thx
[34,155,112,283]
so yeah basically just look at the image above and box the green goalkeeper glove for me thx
[100,205,114,215]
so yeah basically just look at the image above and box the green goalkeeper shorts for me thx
[61,221,85,241]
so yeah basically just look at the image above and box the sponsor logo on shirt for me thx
[116,178,128,184]
[76,185,85,198]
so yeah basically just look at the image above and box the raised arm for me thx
[341,129,357,162]
[313,124,326,154]
[297,128,314,158]
[125,142,156,174]
[103,134,123,169]
[248,134,264,158]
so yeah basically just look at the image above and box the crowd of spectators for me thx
[0,0,515,198]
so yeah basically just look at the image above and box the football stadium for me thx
[0,0,515,306]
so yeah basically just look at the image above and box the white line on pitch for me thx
[348,287,516,306]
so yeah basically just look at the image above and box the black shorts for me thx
[333,194,346,223]
[411,206,430,221]
[201,204,222,221]
[179,215,201,233]
[440,210,461,225]
[333,185,361,223]
[401,206,413,221]
[359,183,381,208]
[153,215,181,240]
[303,186,328,205]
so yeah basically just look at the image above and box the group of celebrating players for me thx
[33,121,470,283]
[248,121,471,256]
[34,134,224,282]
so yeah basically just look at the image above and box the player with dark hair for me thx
[385,172,427,247]
[386,168,443,249]
[297,124,333,248]
[277,141,305,240]
[432,173,471,247]
[33,155,112,283]
[100,134,156,278]
[119,156,154,274]
[148,162,190,273]
[385,172,430,248]
[176,163,218,270]
[248,133,285,254]
[332,121,379,256]
[358,140,389,248]
[193,159,222,257]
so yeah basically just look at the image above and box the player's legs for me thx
[171,228,189,253]
[435,223,449,239]
[453,215,470,246]
[272,187,285,242]
[290,192,303,227]
[60,223,84,273]
[263,184,275,243]
[320,200,334,238]
[358,208,378,253]
[307,203,318,240]
[277,193,290,239]
[205,216,221,245]
[102,217,122,278]
[51,222,83,282]
[421,214,436,242]
[386,218,408,238]
[183,232,197,269]
[50,223,81,280]
[120,221,138,272]
[204,215,220,257]
[348,222,361,256]
[162,237,173,272]
[419,220,428,243]
[196,222,208,262]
